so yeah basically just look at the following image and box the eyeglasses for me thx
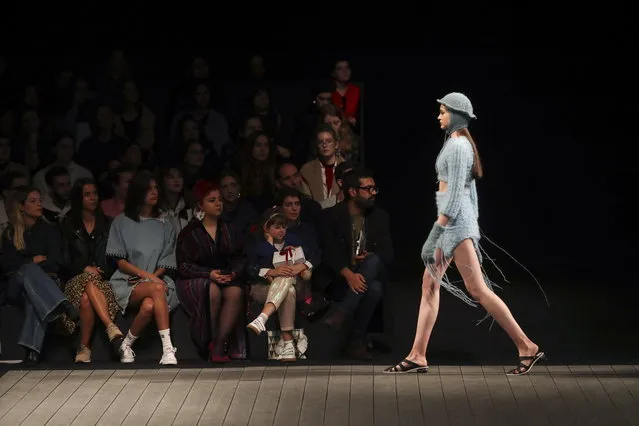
[358,186,379,194]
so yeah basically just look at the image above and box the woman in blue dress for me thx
[106,170,180,365]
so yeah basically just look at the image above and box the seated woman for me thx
[176,180,246,363]
[105,170,180,365]
[274,187,329,318]
[158,165,194,234]
[0,186,79,363]
[299,125,345,209]
[246,208,314,362]
[60,178,124,363]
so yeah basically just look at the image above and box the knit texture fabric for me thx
[422,135,489,308]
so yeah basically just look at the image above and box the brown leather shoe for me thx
[345,340,373,361]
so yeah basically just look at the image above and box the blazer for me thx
[318,201,394,281]
[299,157,345,204]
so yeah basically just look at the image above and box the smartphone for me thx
[220,269,231,276]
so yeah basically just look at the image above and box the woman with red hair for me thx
[175,180,247,362]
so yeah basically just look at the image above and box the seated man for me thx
[319,168,393,360]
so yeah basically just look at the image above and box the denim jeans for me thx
[339,253,385,340]
[8,263,69,354]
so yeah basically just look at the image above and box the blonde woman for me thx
[0,186,78,363]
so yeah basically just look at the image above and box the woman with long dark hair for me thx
[0,186,78,363]
[105,170,179,365]
[60,178,124,362]
[385,93,544,376]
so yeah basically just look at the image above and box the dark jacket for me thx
[1,220,63,277]
[176,218,246,281]
[318,201,394,282]
[246,233,306,280]
[61,213,115,280]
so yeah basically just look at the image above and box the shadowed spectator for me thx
[33,132,92,196]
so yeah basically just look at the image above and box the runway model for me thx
[384,92,545,375]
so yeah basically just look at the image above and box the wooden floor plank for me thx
[439,365,474,426]
[247,366,286,426]
[373,365,399,426]
[272,366,308,426]
[198,367,243,426]
[21,370,91,426]
[568,365,628,426]
[546,365,599,426]
[223,380,261,426]
[324,365,351,426]
[147,369,200,425]
[0,369,70,425]
[527,366,576,426]
[481,365,523,425]
[298,365,329,426]
[417,366,450,425]
[460,366,499,426]
[70,369,135,425]
[121,369,178,425]
[610,365,639,403]
[395,372,424,426]
[349,365,374,426]
[0,370,49,419]
[506,368,552,426]
[590,365,638,426]
[95,369,158,425]
[172,368,221,426]
[0,370,28,398]
[45,369,114,426]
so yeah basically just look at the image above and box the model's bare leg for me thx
[386,251,449,371]
[454,239,539,369]
[407,255,450,363]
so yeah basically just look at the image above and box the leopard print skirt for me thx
[60,272,120,335]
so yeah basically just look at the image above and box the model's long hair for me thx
[457,128,484,179]
[8,186,41,251]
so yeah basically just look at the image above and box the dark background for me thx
[1,9,635,364]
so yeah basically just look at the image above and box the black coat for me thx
[316,201,394,290]
[61,213,115,281]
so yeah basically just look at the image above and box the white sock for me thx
[123,331,138,347]
[257,313,268,325]
[159,329,174,352]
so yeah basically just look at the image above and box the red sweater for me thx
[332,83,360,120]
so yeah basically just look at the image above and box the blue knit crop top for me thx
[435,136,479,219]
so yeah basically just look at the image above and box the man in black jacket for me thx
[319,168,393,360]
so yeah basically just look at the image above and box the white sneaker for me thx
[277,340,297,362]
[160,347,178,365]
[247,317,266,335]
[119,343,135,363]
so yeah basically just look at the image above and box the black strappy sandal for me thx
[506,351,546,376]
[384,359,429,374]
